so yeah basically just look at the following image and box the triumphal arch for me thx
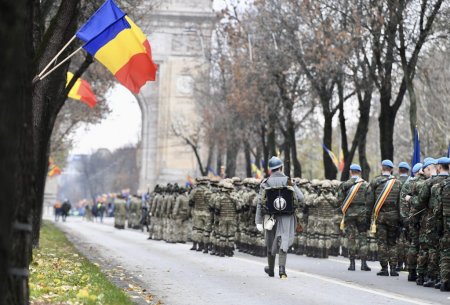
[137,0,215,190]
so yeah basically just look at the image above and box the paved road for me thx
[54,218,450,305]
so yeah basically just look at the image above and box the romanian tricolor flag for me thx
[322,143,339,169]
[76,0,157,93]
[48,158,62,177]
[66,72,97,108]
[370,177,397,233]
[251,162,262,179]
[338,149,345,172]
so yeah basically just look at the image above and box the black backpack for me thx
[265,187,295,215]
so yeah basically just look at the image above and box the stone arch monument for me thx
[137,1,215,190]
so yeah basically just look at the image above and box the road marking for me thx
[234,256,438,305]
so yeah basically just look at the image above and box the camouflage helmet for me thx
[298,178,309,185]
[321,180,333,189]
[311,179,321,187]
[196,176,208,184]
[243,178,252,185]
[331,180,341,187]
[223,182,234,190]
[232,177,242,185]
[210,177,220,185]
[224,178,233,184]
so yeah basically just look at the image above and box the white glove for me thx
[257,224,264,232]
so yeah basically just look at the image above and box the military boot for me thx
[440,281,450,292]
[377,266,389,276]
[416,274,425,285]
[434,281,441,289]
[265,255,275,277]
[423,277,437,288]
[210,245,216,256]
[348,259,355,271]
[408,269,417,281]
[218,246,225,257]
[203,243,209,254]
[196,242,204,252]
[190,242,197,251]
[361,260,371,271]
[389,266,399,276]
[279,266,287,279]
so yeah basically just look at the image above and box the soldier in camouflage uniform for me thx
[330,179,342,256]
[166,184,179,243]
[337,164,371,271]
[128,194,142,230]
[366,160,402,276]
[231,177,244,251]
[396,162,411,271]
[216,181,241,257]
[238,179,251,254]
[314,180,339,258]
[189,177,210,251]
[433,158,450,291]
[305,179,321,257]
[172,186,191,243]
[114,194,127,229]
[292,178,310,255]
[148,185,161,239]
[207,178,221,255]
[400,163,425,281]
[415,158,440,285]
[421,158,450,287]
[244,178,261,256]
[153,186,165,240]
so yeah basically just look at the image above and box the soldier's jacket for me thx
[337,177,369,218]
[366,175,402,222]
[398,175,409,186]
[154,194,164,218]
[422,175,448,233]
[173,193,190,220]
[314,189,339,218]
[434,176,450,236]
[242,187,258,224]
[189,184,209,212]
[216,191,240,219]
[400,176,415,222]
[150,193,160,216]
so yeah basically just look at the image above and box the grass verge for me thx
[30,221,134,305]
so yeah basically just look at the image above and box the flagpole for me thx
[37,46,84,81]
[36,35,76,79]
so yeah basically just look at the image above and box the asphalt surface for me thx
[53,218,450,305]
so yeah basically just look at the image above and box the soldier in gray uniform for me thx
[256,156,304,279]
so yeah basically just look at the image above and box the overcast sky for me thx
[70,85,141,155]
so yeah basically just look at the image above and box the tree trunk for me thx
[378,106,396,161]
[337,79,349,180]
[206,141,215,173]
[216,141,223,177]
[283,140,291,177]
[288,121,301,177]
[359,136,371,181]
[0,1,34,304]
[225,139,239,178]
[31,0,80,247]
[261,125,269,176]
[244,141,252,177]
[323,113,337,179]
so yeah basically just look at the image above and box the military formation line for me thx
[111,157,450,292]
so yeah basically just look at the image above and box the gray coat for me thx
[255,171,304,255]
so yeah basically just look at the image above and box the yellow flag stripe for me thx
[373,179,396,217]
[341,181,363,215]
[66,72,82,101]
[94,16,147,75]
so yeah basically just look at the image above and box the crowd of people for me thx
[110,156,450,292]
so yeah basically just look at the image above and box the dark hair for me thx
[382,165,393,172]
[350,170,361,175]
[272,166,283,172]
[399,168,409,174]
[442,164,450,171]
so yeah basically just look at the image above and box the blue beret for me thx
[412,163,423,174]
[437,157,450,165]
[381,159,394,168]
[350,164,362,172]
[398,162,410,170]
[422,159,437,169]
[423,157,434,164]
